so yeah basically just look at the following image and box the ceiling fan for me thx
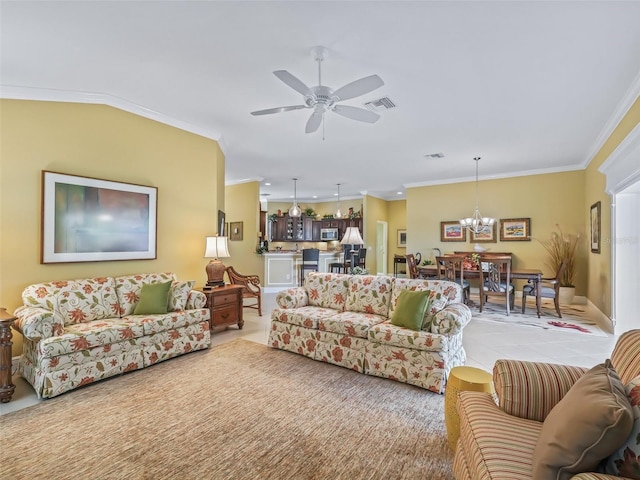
[250,46,384,134]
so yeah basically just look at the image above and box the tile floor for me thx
[0,291,618,415]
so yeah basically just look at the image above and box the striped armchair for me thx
[453,329,640,480]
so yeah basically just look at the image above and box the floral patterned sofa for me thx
[13,272,211,399]
[269,272,472,393]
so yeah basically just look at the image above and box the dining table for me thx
[417,265,544,317]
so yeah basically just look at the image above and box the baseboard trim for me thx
[586,299,614,334]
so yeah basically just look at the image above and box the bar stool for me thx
[300,248,319,285]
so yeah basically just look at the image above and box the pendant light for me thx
[288,177,301,218]
[459,157,495,234]
[335,183,342,219]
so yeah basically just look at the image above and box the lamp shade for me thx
[340,227,364,245]
[204,236,230,259]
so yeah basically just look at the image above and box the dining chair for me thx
[300,248,320,285]
[435,255,470,305]
[226,265,262,316]
[521,258,568,318]
[478,254,514,315]
[405,253,419,279]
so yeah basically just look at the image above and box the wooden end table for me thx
[201,284,244,332]
[0,308,16,403]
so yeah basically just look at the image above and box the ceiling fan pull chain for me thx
[322,114,325,141]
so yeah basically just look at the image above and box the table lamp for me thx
[204,236,230,289]
[340,227,364,272]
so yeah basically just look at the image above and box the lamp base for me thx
[205,259,226,289]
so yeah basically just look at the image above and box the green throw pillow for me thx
[133,281,172,315]
[391,290,431,331]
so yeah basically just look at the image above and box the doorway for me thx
[376,221,388,275]
[599,123,640,334]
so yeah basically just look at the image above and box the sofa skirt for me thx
[268,321,317,358]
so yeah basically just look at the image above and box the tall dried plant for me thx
[539,224,581,287]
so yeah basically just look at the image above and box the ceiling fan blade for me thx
[251,105,307,116]
[305,111,323,133]
[273,70,312,96]
[333,105,380,123]
[332,74,384,101]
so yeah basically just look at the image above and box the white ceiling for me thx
[2,1,640,203]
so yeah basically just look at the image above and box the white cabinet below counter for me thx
[262,252,342,292]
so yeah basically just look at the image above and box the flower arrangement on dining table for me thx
[463,253,480,270]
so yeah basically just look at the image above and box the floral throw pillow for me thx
[168,280,195,312]
[603,374,640,478]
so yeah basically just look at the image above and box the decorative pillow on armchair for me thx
[532,360,633,480]
[603,374,640,478]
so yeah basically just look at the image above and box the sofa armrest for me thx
[186,290,207,309]
[430,303,471,335]
[276,288,309,309]
[493,359,589,422]
[12,305,64,341]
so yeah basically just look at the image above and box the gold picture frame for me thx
[590,201,601,253]
[230,221,243,241]
[440,221,467,242]
[499,218,531,241]
[397,229,407,248]
[470,223,497,243]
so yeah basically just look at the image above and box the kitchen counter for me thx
[262,251,342,291]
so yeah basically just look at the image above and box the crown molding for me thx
[0,85,223,143]
[583,68,640,168]
[403,163,585,189]
[225,177,263,187]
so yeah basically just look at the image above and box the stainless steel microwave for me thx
[321,228,339,241]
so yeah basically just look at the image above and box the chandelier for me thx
[288,177,301,218]
[459,157,495,234]
[335,183,342,219]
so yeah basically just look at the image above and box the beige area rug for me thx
[1,340,453,480]
[470,295,607,337]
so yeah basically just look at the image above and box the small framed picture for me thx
[470,223,497,243]
[499,218,531,241]
[397,229,407,248]
[230,221,243,241]
[590,201,601,253]
[441,221,467,242]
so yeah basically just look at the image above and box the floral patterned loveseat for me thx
[13,272,211,399]
[269,272,472,393]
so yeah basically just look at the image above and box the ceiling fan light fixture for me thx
[288,177,301,218]
[250,46,384,135]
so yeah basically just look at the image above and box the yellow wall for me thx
[0,99,225,355]
[584,96,640,315]
[407,171,587,293]
[387,200,407,273]
[224,181,263,279]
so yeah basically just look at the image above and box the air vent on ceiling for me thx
[364,97,396,112]
[424,152,445,159]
